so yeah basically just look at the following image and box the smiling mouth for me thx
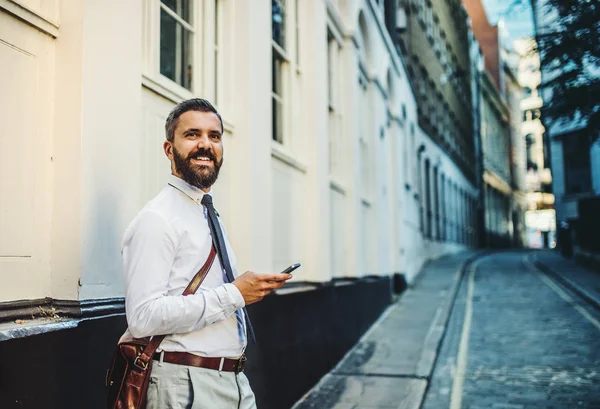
[190,155,214,165]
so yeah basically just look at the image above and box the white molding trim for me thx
[329,179,347,195]
[271,143,307,173]
[0,0,59,38]
[141,74,194,104]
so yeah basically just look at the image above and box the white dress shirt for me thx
[120,174,246,358]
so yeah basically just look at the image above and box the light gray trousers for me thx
[146,360,257,409]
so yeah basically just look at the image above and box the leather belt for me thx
[153,351,247,374]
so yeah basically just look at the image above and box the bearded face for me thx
[165,110,224,191]
[172,145,223,190]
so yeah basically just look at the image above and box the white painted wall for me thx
[1,0,480,303]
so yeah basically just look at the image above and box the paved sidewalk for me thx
[532,250,600,309]
[292,251,480,409]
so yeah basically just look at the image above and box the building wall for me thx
[480,70,513,246]
[0,1,478,407]
[533,0,598,235]
[462,0,500,90]
[504,64,527,247]
[398,0,476,184]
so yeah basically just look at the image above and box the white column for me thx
[78,0,143,299]
[227,1,274,274]
[295,0,331,282]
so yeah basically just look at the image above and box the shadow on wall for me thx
[80,187,125,298]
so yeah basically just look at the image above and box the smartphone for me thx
[280,263,301,275]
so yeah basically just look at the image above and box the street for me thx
[295,251,600,409]
[424,252,600,409]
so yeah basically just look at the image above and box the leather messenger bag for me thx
[105,246,217,409]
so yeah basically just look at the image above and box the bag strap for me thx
[134,245,218,369]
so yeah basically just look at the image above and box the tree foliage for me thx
[514,0,600,139]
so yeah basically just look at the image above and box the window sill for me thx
[330,179,347,194]
[142,74,194,104]
[271,143,307,173]
[0,0,59,38]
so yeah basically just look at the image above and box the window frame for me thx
[271,0,301,148]
[142,0,229,115]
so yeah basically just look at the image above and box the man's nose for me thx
[196,133,211,150]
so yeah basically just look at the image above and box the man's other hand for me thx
[232,272,293,305]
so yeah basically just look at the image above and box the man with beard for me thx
[120,99,292,408]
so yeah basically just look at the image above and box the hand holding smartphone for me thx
[280,263,301,275]
[267,263,300,283]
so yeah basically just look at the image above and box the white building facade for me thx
[0,1,477,407]
[514,38,555,248]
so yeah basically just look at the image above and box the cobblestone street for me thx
[424,252,600,409]
[295,251,600,409]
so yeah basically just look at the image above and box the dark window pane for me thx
[563,134,592,194]
[181,26,193,89]
[162,0,192,23]
[272,0,286,48]
[272,55,283,95]
[160,11,177,83]
[160,10,193,90]
[272,98,283,142]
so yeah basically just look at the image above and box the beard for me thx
[172,146,223,190]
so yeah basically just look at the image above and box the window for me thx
[433,166,439,240]
[440,40,448,69]
[272,0,287,143]
[160,0,194,90]
[563,133,592,194]
[429,80,436,125]
[523,108,541,122]
[440,173,446,240]
[417,0,425,23]
[327,31,335,109]
[426,4,433,39]
[425,159,432,238]
[328,29,343,179]
[525,133,536,170]
[433,16,440,53]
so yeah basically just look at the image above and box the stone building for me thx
[463,0,516,247]
[514,38,555,248]
[395,0,479,248]
[0,1,479,407]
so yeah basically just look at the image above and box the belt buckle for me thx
[235,354,247,374]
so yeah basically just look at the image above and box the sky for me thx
[482,0,535,40]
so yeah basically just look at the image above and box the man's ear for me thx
[163,140,173,159]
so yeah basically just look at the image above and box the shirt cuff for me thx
[224,283,246,309]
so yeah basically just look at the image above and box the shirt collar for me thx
[168,174,212,204]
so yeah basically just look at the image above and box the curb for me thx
[415,251,488,409]
[533,255,600,312]
[291,250,489,409]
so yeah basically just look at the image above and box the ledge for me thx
[0,296,124,323]
[0,297,125,341]
[271,143,307,173]
[0,0,59,38]
[142,74,193,104]
[0,318,79,342]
